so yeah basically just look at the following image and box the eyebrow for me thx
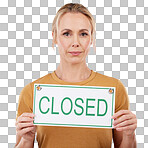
[61,29,89,32]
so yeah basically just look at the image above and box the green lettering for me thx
[74,98,84,115]
[51,97,59,114]
[97,99,108,116]
[86,98,95,116]
[39,96,50,114]
[61,97,73,115]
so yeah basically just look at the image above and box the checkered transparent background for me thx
[0,0,148,147]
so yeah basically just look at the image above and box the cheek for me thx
[58,38,69,50]
[81,39,91,50]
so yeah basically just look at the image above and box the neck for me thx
[55,61,91,82]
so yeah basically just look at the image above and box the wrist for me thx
[21,137,34,148]
[120,132,136,148]
[123,130,135,138]
[22,137,34,143]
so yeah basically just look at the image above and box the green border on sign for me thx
[33,84,115,128]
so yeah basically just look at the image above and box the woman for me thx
[15,3,137,148]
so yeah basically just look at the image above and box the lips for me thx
[69,51,82,56]
[69,51,82,53]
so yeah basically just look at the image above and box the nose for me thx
[72,43,79,48]
[72,34,79,48]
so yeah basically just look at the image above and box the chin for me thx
[68,59,84,65]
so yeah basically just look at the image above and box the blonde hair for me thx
[51,3,96,52]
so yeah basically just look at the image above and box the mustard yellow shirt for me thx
[17,70,130,148]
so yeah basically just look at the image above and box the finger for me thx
[16,122,34,131]
[113,114,133,126]
[17,126,35,137]
[112,110,130,119]
[17,116,34,124]
[20,113,35,118]
[17,113,35,123]
[114,118,137,128]
[115,123,137,131]
[30,125,37,134]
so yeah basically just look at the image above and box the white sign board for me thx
[33,84,115,128]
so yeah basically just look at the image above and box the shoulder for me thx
[31,73,51,84]
[31,72,52,86]
[21,73,52,94]
[95,71,120,86]
[94,71,127,95]
[91,71,129,113]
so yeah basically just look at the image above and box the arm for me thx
[119,132,137,148]
[112,80,137,147]
[15,113,36,148]
[113,129,137,148]
[15,84,35,147]
[112,110,137,148]
[15,134,34,148]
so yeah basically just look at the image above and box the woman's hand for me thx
[15,113,37,142]
[112,110,137,136]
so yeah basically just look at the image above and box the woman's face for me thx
[54,12,92,64]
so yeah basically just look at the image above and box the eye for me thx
[63,32,70,36]
[81,33,88,36]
